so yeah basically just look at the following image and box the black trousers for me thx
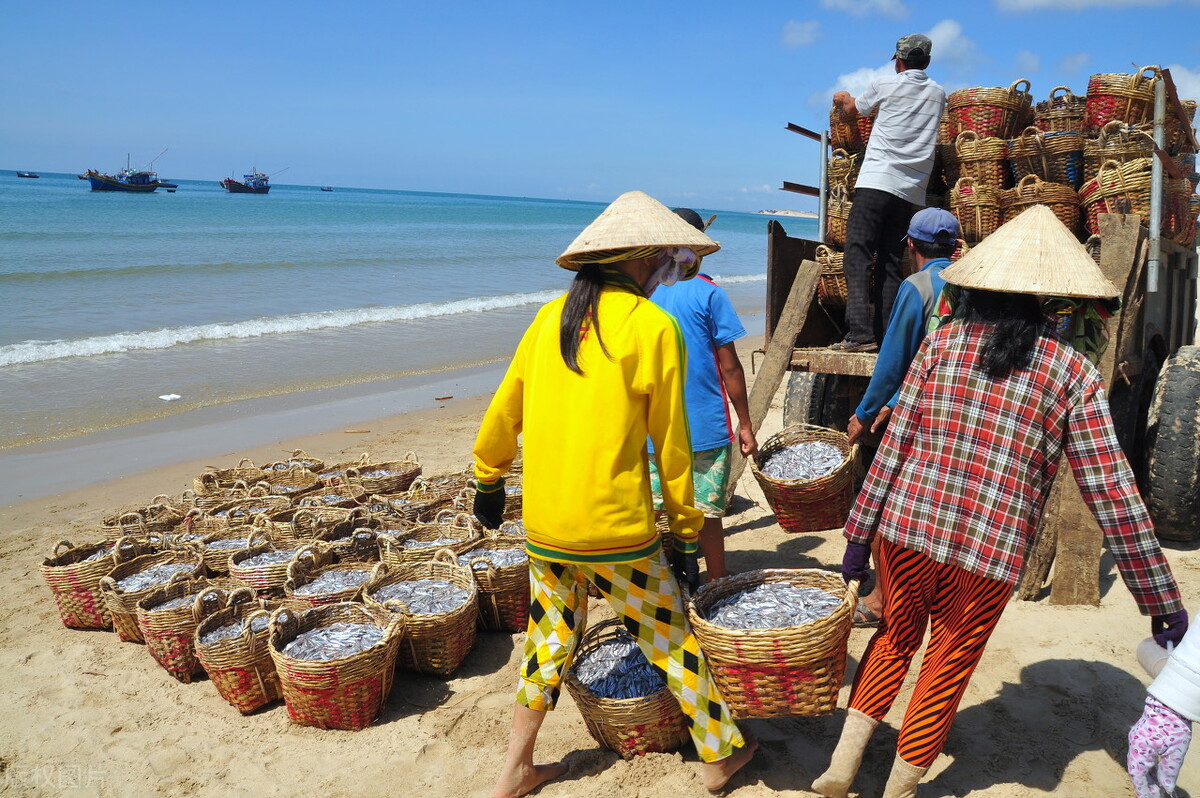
[842,188,917,343]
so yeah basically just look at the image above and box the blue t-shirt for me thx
[855,257,949,422]
[649,275,747,452]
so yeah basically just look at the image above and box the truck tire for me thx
[782,371,867,430]
[1144,345,1200,542]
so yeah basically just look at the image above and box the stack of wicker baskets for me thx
[1001,175,1082,233]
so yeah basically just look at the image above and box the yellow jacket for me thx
[473,273,702,564]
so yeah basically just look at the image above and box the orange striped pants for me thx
[848,537,1012,768]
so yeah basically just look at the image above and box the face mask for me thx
[647,247,697,290]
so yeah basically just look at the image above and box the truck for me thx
[763,69,1199,603]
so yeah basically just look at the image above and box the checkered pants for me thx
[843,188,917,342]
[517,552,744,762]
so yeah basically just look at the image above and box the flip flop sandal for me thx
[853,599,881,628]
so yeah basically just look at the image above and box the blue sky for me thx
[3,0,1199,213]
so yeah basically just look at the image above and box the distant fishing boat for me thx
[87,151,169,193]
[16,171,40,178]
[222,173,271,194]
[320,186,333,192]
[76,174,87,180]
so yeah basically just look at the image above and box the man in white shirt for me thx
[829,33,946,352]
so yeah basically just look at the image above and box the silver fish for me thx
[704,583,841,630]
[281,622,386,661]
[760,441,844,482]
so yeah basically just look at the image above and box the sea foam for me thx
[0,290,561,366]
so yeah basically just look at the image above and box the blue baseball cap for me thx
[907,208,960,244]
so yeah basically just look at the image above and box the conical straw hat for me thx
[940,204,1118,298]
[556,191,720,270]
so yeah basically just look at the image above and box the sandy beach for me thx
[4,335,1197,798]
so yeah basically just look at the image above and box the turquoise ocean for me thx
[0,171,817,451]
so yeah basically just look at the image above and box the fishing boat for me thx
[320,186,334,192]
[221,172,271,194]
[16,171,40,178]
[86,151,169,193]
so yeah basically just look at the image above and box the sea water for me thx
[0,172,816,450]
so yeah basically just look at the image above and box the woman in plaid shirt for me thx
[813,206,1187,798]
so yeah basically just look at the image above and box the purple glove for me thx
[1152,610,1189,648]
[1128,695,1191,798]
[842,541,871,585]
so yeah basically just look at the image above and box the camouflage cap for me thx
[893,33,932,61]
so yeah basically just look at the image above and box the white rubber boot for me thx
[881,755,928,798]
[811,709,878,798]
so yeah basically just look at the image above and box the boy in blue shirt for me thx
[648,208,758,580]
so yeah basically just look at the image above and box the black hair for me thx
[956,289,1049,379]
[912,237,955,260]
[672,207,706,232]
[900,52,930,70]
[559,264,610,374]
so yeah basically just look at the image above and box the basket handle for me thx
[344,466,362,482]
[241,609,271,655]
[382,598,412,615]
[954,130,978,156]
[192,586,228,623]
[952,176,977,195]
[51,540,76,557]
[1017,174,1041,196]
[246,483,271,498]
[246,521,271,549]
[270,606,300,645]
[1048,85,1073,102]
[1019,125,1043,143]
[356,452,371,466]
[402,451,419,465]
[1008,78,1032,97]
[432,547,459,565]
[235,458,257,469]
[1134,65,1161,85]
[831,148,850,161]
[113,535,144,563]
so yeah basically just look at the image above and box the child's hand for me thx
[1128,695,1191,798]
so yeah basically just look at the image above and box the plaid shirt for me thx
[846,321,1182,616]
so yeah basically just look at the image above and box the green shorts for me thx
[649,444,731,517]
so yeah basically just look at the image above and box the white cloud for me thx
[782,20,822,48]
[820,0,909,17]
[739,185,776,194]
[996,0,1170,8]
[926,19,982,71]
[1167,65,1200,103]
[1015,50,1040,74]
[1058,52,1091,73]
[809,64,897,107]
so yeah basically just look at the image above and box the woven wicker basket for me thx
[459,533,530,633]
[829,105,862,152]
[1000,175,1082,235]
[269,602,403,730]
[260,449,325,473]
[1084,66,1160,134]
[947,79,1032,139]
[827,149,861,192]
[317,453,372,486]
[951,131,1010,190]
[209,490,291,528]
[197,524,256,575]
[1084,122,1156,184]
[825,184,852,248]
[194,459,262,496]
[363,556,479,677]
[950,177,1005,244]
[41,537,144,630]
[228,533,311,595]
[564,619,689,759]
[136,580,233,682]
[99,548,206,642]
[1006,127,1085,189]
[373,479,459,523]
[687,568,857,718]
[258,465,321,498]
[101,501,186,540]
[284,544,375,607]
[195,593,285,714]
[814,245,847,307]
[750,425,856,534]
[855,114,874,147]
[379,511,481,569]
[1035,86,1087,133]
[344,451,422,495]
[1080,158,1155,235]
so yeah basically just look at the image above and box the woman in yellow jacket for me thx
[473,191,756,798]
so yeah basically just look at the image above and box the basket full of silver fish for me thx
[750,424,857,534]
[363,555,478,677]
[687,568,857,718]
[284,544,375,608]
[136,581,239,682]
[99,547,206,643]
[378,511,481,570]
[343,451,422,495]
[268,602,404,730]
[564,619,688,759]
[456,532,530,632]
[41,536,151,630]
[227,533,309,596]
[194,592,291,715]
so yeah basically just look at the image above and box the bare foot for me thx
[701,731,759,793]
[491,762,567,798]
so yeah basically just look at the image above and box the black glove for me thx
[668,546,701,594]
[842,541,871,585]
[472,479,505,529]
[1152,609,1189,648]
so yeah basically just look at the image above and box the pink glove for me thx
[1128,695,1192,798]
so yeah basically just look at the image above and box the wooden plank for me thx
[788,349,879,378]
[786,122,823,142]
[1049,466,1102,606]
[782,181,820,197]
[1162,69,1200,153]
[726,260,821,505]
